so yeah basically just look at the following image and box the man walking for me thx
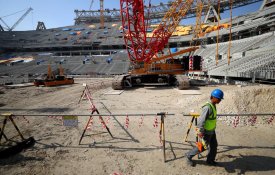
[185,89,224,167]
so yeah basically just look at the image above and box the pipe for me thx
[0,113,175,117]
[0,113,274,117]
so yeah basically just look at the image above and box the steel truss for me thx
[74,0,262,25]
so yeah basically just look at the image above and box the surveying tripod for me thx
[184,112,203,159]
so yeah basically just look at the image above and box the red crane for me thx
[112,0,201,90]
[120,0,195,63]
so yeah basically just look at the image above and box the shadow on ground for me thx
[218,155,275,174]
[0,154,44,165]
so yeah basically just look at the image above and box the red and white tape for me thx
[267,116,274,125]
[105,116,111,128]
[111,172,123,175]
[153,116,158,128]
[248,115,257,126]
[87,117,93,130]
[100,116,107,129]
[89,104,96,112]
[139,115,144,128]
[12,115,30,124]
[22,115,30,124]
[125,115,129,129]
[233,115,239,128]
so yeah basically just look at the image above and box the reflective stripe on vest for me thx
[203,102,217,131]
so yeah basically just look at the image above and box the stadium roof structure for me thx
[74,0,263,25]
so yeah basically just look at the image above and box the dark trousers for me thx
[186,132,218,162]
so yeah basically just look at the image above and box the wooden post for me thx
[95,109,113,138]
[0,113,25,143]
[158,112,166,162]
[0,128,8,142]
[0,117,8,142]
[9,115,25,140]
[79,115,93,145]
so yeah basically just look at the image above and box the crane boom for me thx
[121,0,194,63]
[0,17,11,30]
[89,0,94,10]
[9,7,33,31]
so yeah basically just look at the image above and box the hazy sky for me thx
[0,0,263,31]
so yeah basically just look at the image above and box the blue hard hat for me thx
[211,89,224,100]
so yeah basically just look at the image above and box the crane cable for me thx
[89,0,94,10]
[0,8,29,18]
[227,0,233,65]
[190,0,203,47]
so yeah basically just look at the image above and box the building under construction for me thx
[0,1,275,174]
[0,0,275,85]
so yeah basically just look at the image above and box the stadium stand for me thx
[0,1,275,85]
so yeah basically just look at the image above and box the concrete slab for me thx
[104,89,124,95]
[5,83,34,88]
[174,89,202,95]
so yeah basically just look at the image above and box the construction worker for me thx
[185,88,224,167]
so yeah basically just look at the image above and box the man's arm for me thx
[197,106,210,135]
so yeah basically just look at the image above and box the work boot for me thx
[185,155,195,167]
[206,160,218,166]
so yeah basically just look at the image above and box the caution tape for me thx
[105,116,110,125]
[105,116,112,128]
[87,117,93,130]
[153,116,158,128]
[22,115,30,124]
[229,114,273,127]
[111,172,123,175]
[138,115,144,128]
[89,104,96,112]
[233,115,239,128]
[125,115,129,129]
[100,116,107,129]
[248,115,257,126]
[267,115,274,125]
[12,115,30,124]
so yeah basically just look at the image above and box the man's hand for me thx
[198,132,204,138]
[195,128,204,138]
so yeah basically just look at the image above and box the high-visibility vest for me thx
[203,102,217,131]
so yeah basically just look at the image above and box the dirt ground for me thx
[0,78,275,175]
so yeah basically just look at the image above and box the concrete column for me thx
[224,76,227,84]
[252,72,256,83]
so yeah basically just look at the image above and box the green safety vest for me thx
[203,102,217,131]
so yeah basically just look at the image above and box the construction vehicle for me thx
[34,64,74,87]
[112,0,202,90]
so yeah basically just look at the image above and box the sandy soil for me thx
[0,78,275,175]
